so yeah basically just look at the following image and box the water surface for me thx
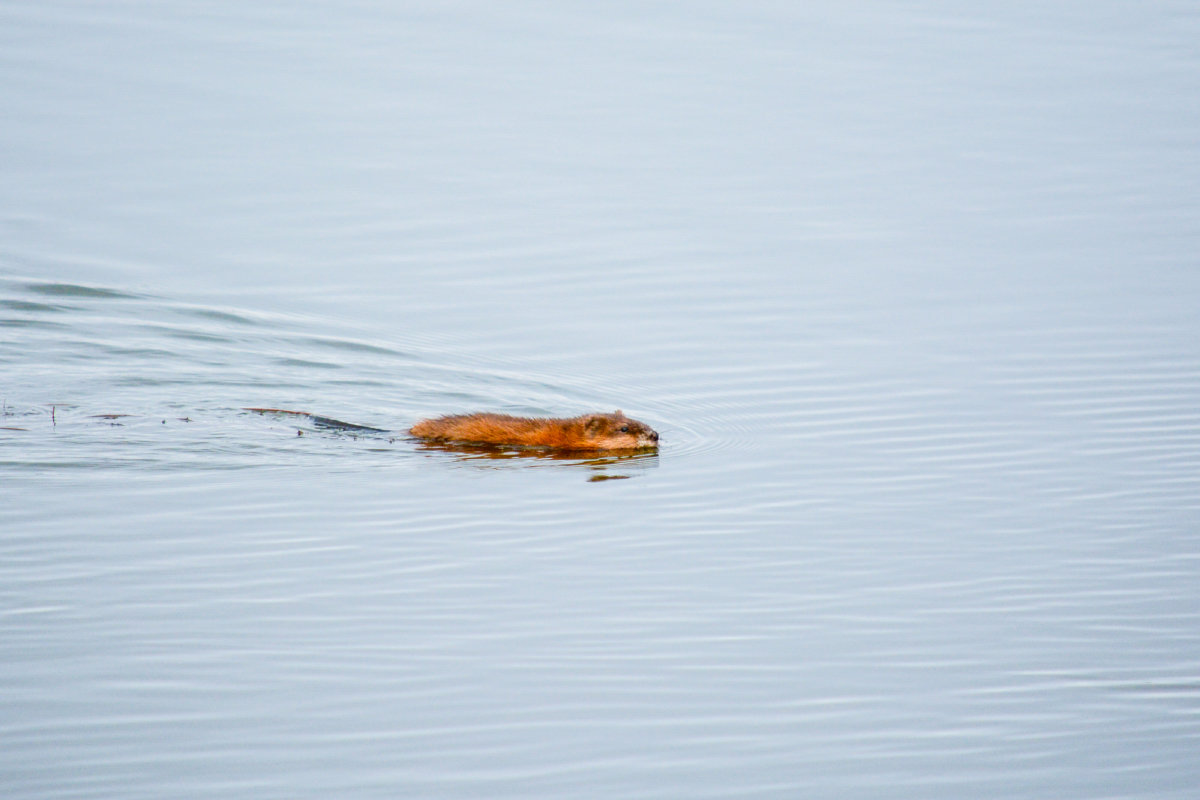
[3,2,1199,798]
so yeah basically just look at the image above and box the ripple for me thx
[0,299,73,313]
[274,357,343,370]
[0,318,67,329]
[23,281,141,300]
[178,307,262,326]
[300,336,412,358]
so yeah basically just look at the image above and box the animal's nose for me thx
[650,430,659,442]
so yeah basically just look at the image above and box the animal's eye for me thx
[619,426,630,433]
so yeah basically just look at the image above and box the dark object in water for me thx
[243,407,387,433]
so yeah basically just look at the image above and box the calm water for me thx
[3,2,1200,798]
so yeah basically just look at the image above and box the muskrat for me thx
[409,410,659,451]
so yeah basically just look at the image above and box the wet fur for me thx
[410,410,658,451]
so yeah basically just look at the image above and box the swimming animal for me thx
[409,410,659,451]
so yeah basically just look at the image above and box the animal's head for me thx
[582,410,659,450]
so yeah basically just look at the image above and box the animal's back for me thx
[410,411,658,451]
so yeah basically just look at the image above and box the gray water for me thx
[3,2,1200,798]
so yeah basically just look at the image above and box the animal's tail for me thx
[243,408,389,433]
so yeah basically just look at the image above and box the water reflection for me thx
[413,439,659,479]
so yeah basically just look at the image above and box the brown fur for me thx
[410,410,658,451]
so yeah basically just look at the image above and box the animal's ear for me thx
[614,409,624,417]
[585,416,606,434]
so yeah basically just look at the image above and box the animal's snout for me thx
[649,430,659,442]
